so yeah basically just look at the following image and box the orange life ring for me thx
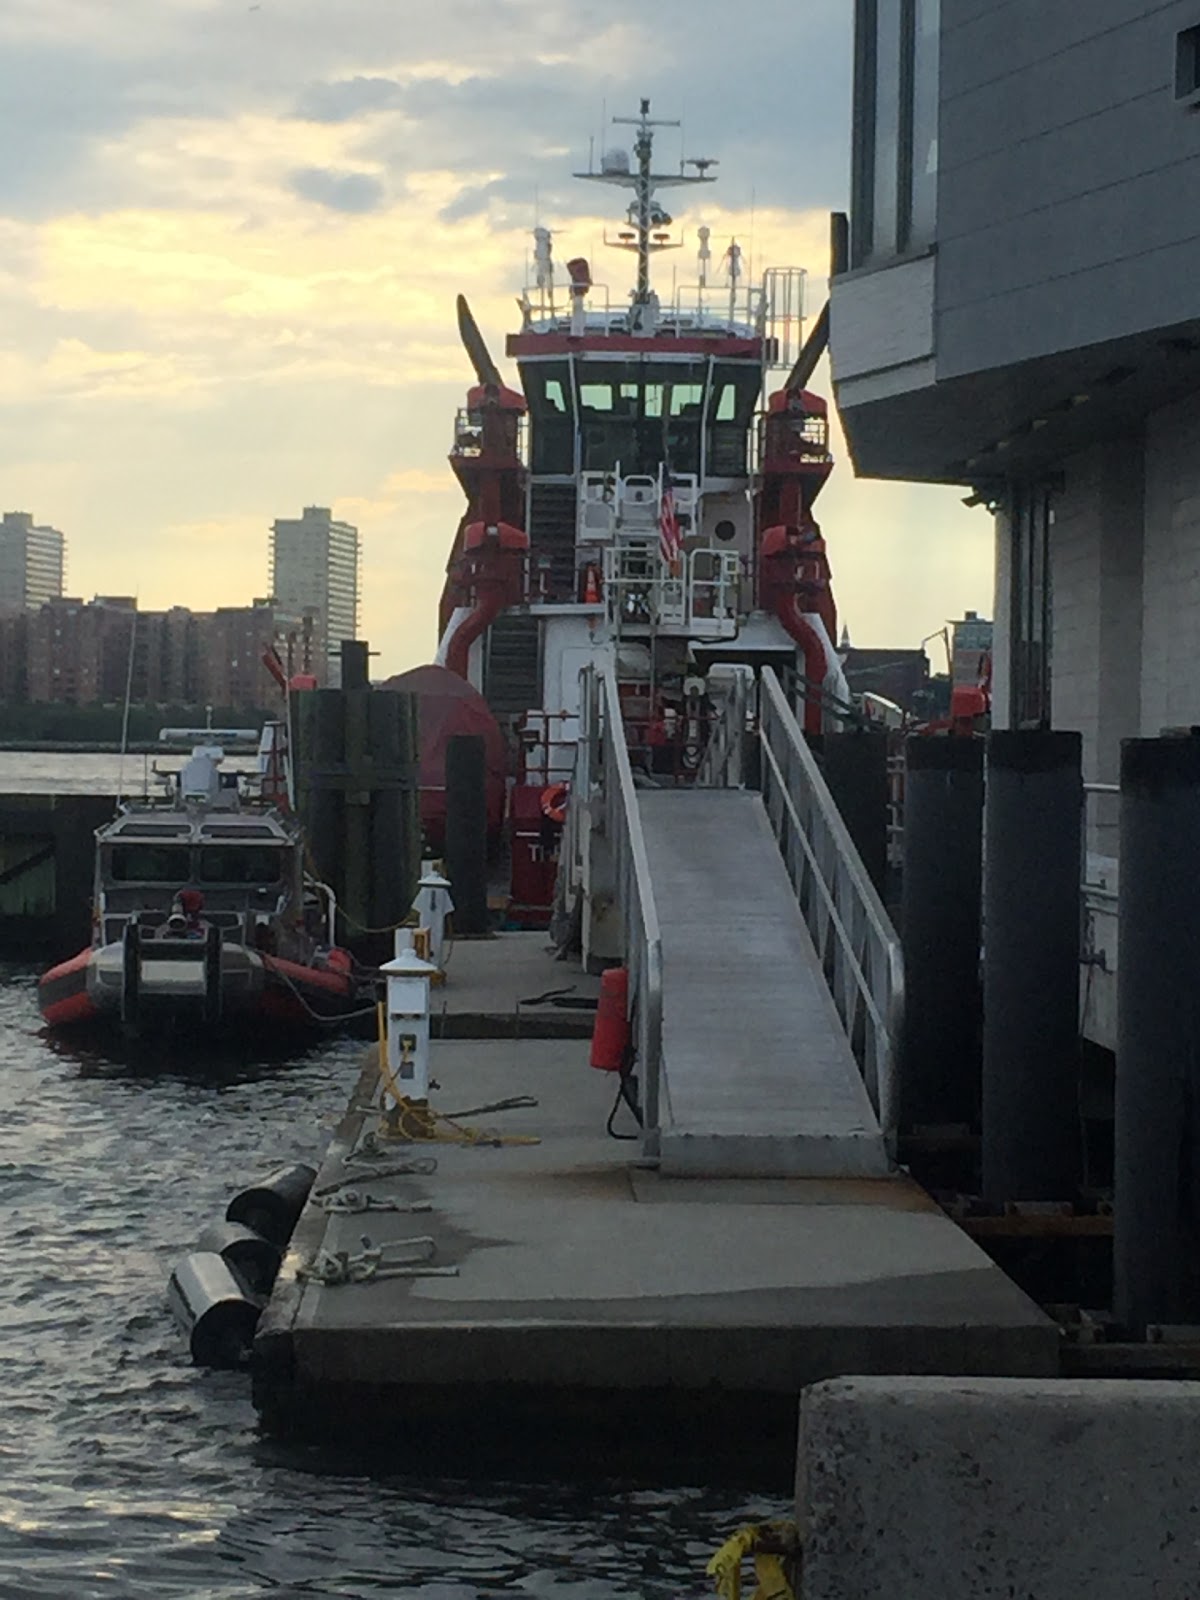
[540,783,568,824]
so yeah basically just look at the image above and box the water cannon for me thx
[456,293,503,390]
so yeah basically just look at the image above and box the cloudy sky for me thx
[0,0,991,675]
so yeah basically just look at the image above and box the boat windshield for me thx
[110,844,192,883]
[197,845,283,885]
[106,842,285,886]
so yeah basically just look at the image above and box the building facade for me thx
[16,598,282,710]
[0,512,65,610]
[831,0,1200,812]
[269,506,360,687]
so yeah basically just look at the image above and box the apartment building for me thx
[0,512,65,610]
[269,506,360,687]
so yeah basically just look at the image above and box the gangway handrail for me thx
[577,663,664,1151]
[696,668,749,788]
[754,668,903,1150]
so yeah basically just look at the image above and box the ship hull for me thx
[39,943,359,1035]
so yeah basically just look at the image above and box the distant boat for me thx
[39,723,366,1035]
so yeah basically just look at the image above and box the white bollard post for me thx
[393,926,414,959]
[379,948,438,1102]
[412,870,454,973]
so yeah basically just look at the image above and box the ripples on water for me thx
[0,966,785,1599]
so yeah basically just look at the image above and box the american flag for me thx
[659,486,682,571]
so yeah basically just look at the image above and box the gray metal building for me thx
[831,0,1200,772]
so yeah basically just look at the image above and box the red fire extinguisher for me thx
[590,966,630,1071]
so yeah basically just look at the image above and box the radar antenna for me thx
[574,97,716,312]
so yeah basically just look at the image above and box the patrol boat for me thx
[38,725,362,1034]
[435,99,851,925]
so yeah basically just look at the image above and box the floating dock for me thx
[253,933,1057,1466]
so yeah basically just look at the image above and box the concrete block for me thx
[797,1376,1200,1600]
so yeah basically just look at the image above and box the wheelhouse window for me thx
[198,846,283,885]
[575,360,707,476]
[109,844,192,883]
[706,365,760,477]
[521,360,574,474]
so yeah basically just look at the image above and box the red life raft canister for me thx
[590,965,630,1071]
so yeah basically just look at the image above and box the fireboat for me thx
[427,99,850,927]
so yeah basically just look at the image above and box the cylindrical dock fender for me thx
[167,1252,262,1368]
[590,966,630,1071]
[1115,736,1200,1334]
[225,1163,316,1247]
[197,1219,283,1297]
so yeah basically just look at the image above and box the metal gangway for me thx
[565,663,902,1178]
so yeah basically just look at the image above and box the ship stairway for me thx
[567,663,901,1178]
[528,480,579,602]
[483,612,542,721]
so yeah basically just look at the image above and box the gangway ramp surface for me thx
[639,787,890,1179]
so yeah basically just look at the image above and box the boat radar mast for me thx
[575,98,717,321]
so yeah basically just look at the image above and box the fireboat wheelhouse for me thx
[434,100,850,923]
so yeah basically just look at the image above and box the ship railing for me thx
[699,666,903,1150]
[600,544,739,640]
[451,407,528,463]
[694,668,750,790]
[575,661,664,1155]
[518,708,579,788]
[520,284,764,341]
[577,467,700,546]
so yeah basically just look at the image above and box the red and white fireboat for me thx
[407,98,851,926]
[39,724,363,1035]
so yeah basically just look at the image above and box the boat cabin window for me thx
[522,361,575,474]
[707,364,760,476]
[575,360,706,476]
[109,844,193,883]
[197,845,283,885]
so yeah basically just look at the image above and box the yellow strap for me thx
[706,1524,798,1600]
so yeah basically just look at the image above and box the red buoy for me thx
[590,965,630,1071]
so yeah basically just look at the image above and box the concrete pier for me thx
[797,1375,1200,1599]
[253,935,1057,1464]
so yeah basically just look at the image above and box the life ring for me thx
[540,783,568,824]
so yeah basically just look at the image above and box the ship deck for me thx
[253,933,1058,1469]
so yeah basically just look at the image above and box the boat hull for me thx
[39,942,359,1034]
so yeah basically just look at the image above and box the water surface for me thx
[0,964,785,1599]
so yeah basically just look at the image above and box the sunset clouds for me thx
[0,0,990,670]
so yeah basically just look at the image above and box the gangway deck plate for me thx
[639,788,890,1178]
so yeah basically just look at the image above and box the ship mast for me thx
[575,98,717,321]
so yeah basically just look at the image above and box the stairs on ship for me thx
[528,481,579,602]
[484,613,542,719]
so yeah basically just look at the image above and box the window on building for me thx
[852,0,941,264]
[1010,485,1054,728]
[1176,24,1200,103]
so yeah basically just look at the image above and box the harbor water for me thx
[0,758,784,1599]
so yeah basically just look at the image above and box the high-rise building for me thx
[268,506,360,687]
[0,512,65,610]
